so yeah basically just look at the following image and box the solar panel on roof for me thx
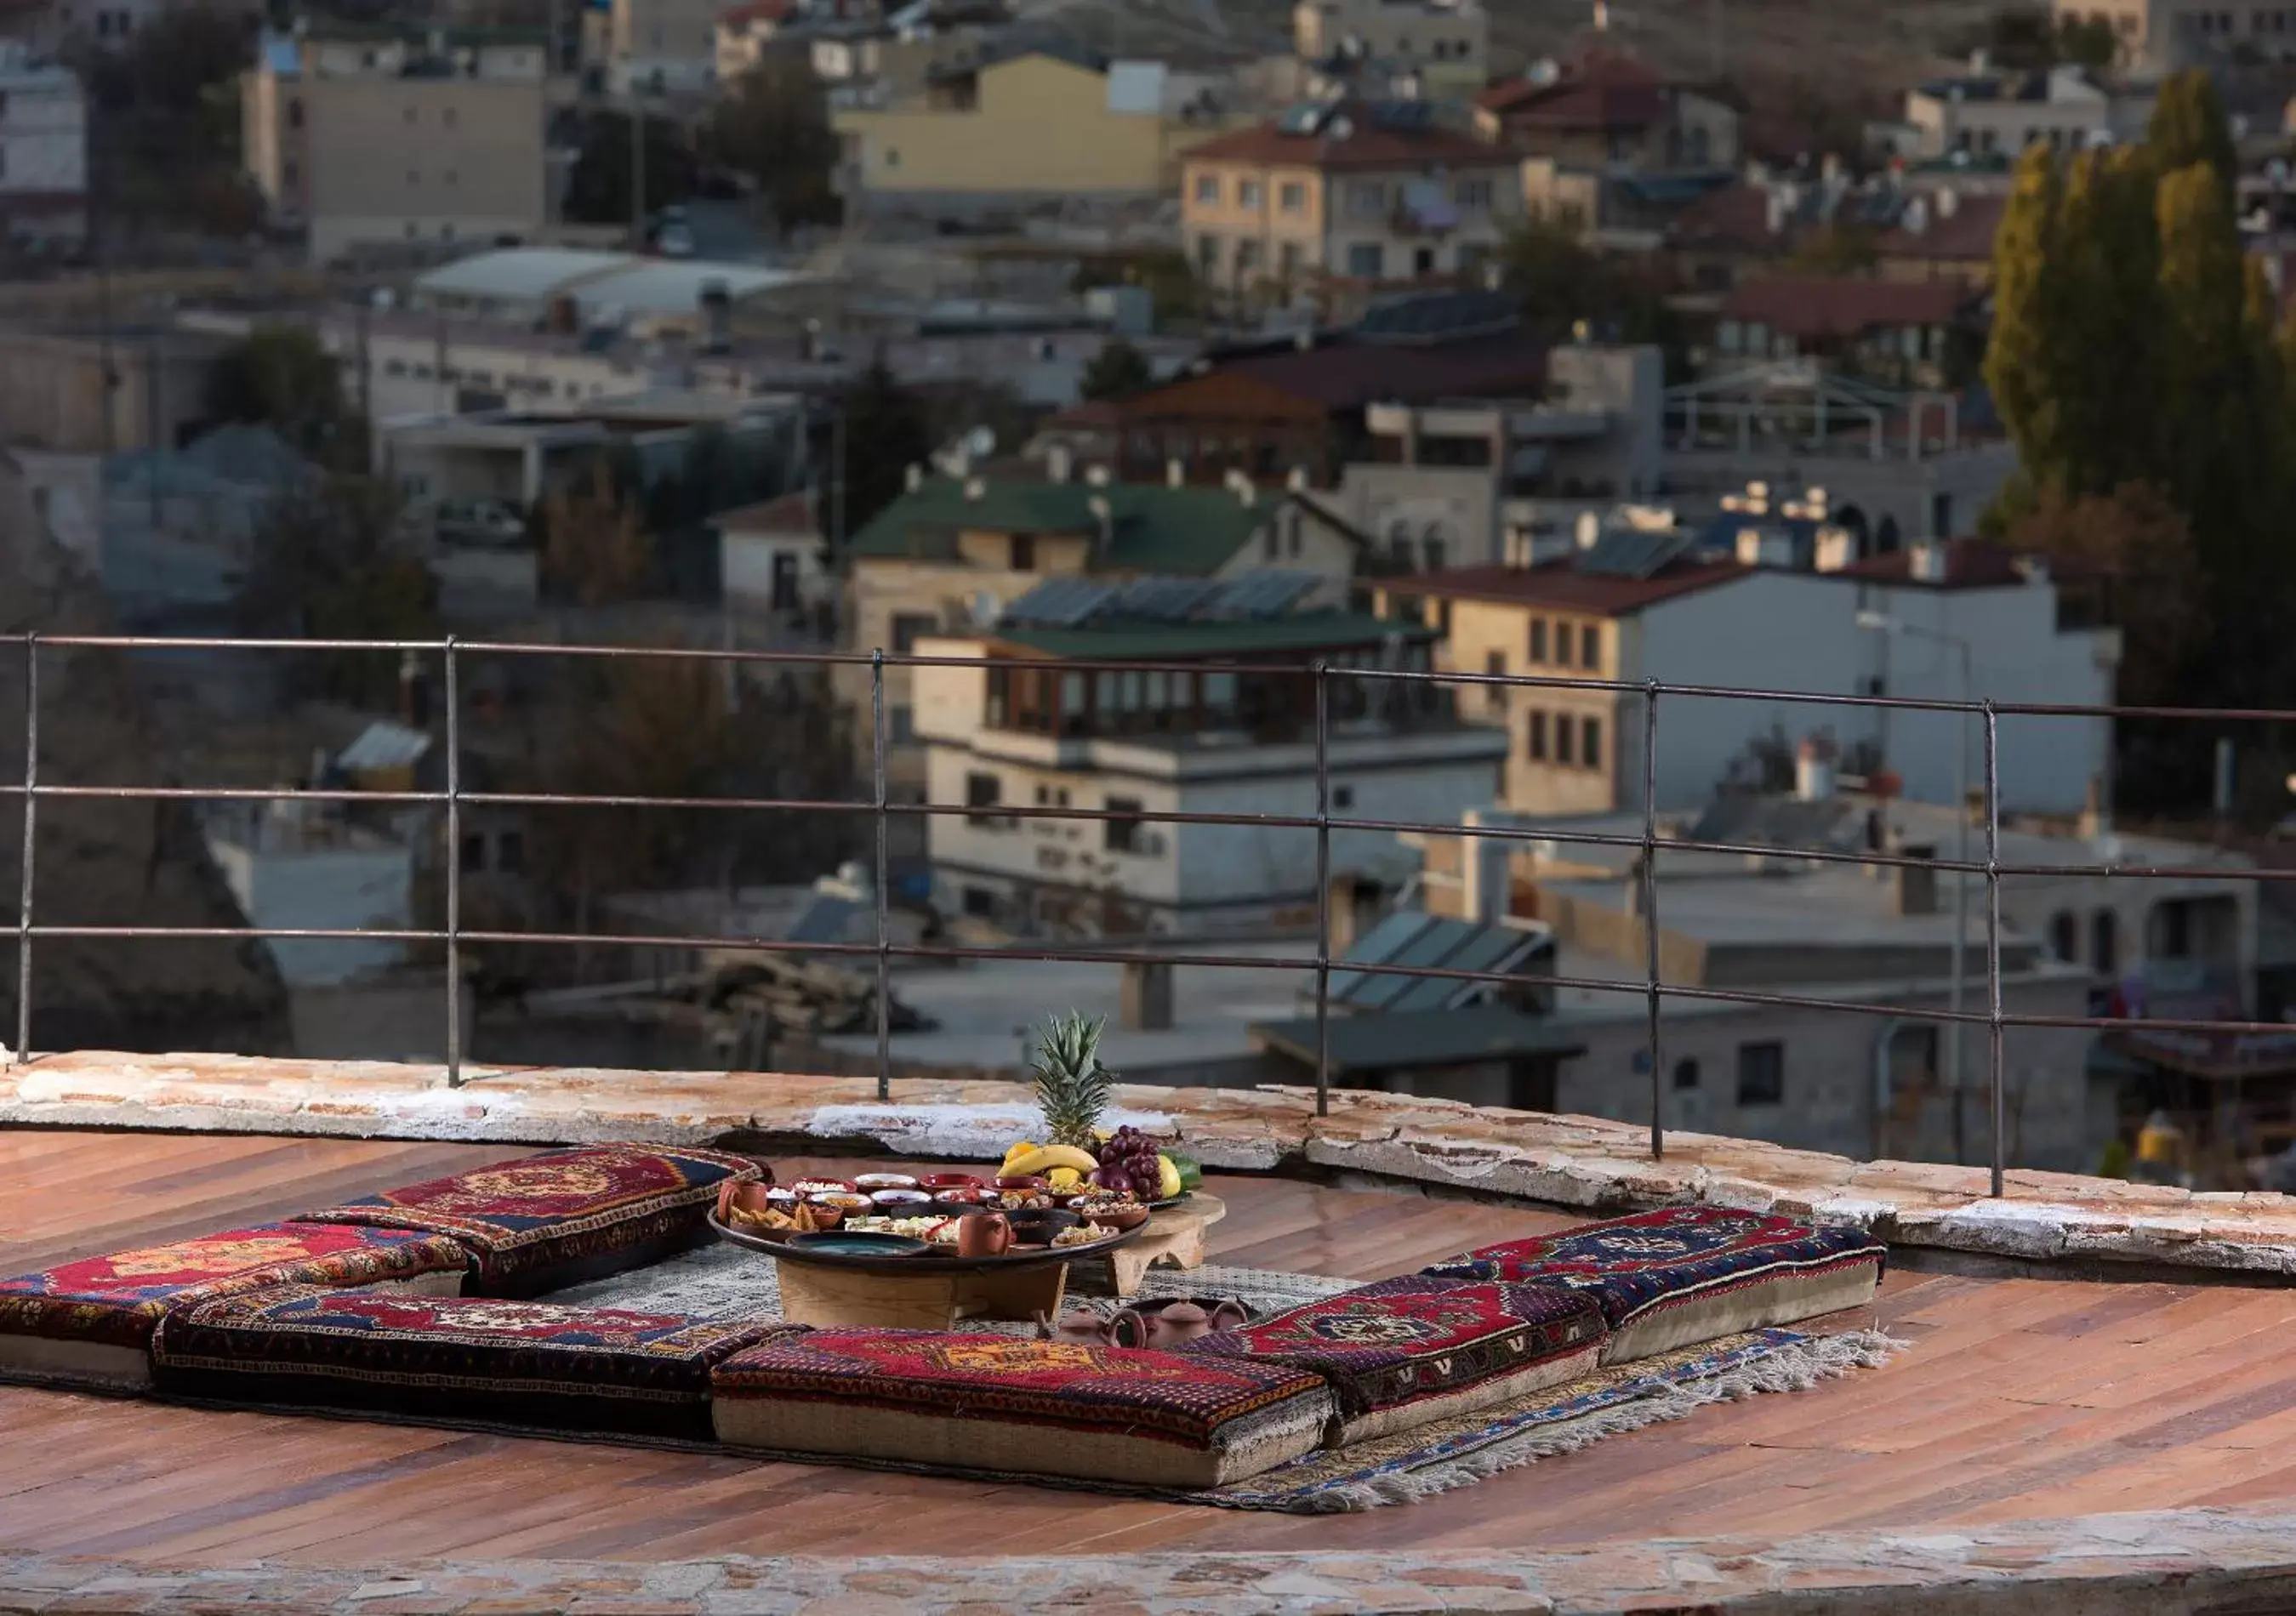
[1278,101,1330,134]
[1325,912,1435,1006]
[1577,527,1691,579]
[1385,925,1541,1013]
[1204,569,1319,620]
[1001,577,1114,627]
[1370,100,1433,130]
[1342,917,1481,1010]
[1113,577,1220,622]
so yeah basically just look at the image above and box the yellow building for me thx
[832,47,1233,211]
[1179,100,1523,310]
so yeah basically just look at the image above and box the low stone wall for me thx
[7,1050,2295,1280]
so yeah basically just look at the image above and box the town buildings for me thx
[242,24,553,260]
[1291,0,1487,99]
[1902,64,2151,160]
[0,44,84,243]
[1474,47,1740,174]
[1178,100,1523,308]
[913,578,1504,935]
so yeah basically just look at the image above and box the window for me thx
[1194,173,1220,206]
[1455,177,1491,209]
[1526,710,1547,760]
[888,705,915,744]
[1105,794,1143,853]
[1528,617,1547,663]
[1484,650,1507,714]
[1239,179,1262,209]
[1197,234,1220,275]
[459,834,487,873]
[964,771,1004,828]
[962,885,996,918]
[2093,910,2120,976]
[1346,242,1384,278]
[1332,784,1353,810]
[1277,241,1302,279]
[2049,910,2079,963]
[1581,715,1601,770]
[1553,714,1573,765]
[1672,1058,1701,1090]
[288,98,304,130]
[1279,180,1306,213]
[1579,623,1600,669]
[497,831,526,874]
[1349,180,1386,217]
[1736,1042,1785,1106]
[1234,238,1261,276]
[885,147,900,168]
[1009,533,1034,571]
[1421,526,1447,572]
[889,612,935,654]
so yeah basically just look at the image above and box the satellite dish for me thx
[966,424,997,458]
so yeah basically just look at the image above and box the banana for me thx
[1006,1144,1100,1178]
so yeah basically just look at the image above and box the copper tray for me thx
[706,1212,1146,1276]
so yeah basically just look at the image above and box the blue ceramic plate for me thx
[784,1231,931,1258]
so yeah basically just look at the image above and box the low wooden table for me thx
[1102,1193,1228,1297]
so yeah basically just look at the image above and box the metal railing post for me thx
[1312,659,1330,1118]
[871,648,890,1103]
[1641,680,1662,1160]
[14,634,33,1067]
[1984,699,2004,1198]
[443,636,462,1088]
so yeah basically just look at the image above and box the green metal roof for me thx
[847,476,1289,575]
[992,612,1426,660]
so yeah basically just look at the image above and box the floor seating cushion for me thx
[1421,1207,1887,1363]
[0,1223,467,1392]
[153,1284,800,1440]
[711,1329,1333,1488]
[293,1143,763,1296]
[1175,1275,1609,1444]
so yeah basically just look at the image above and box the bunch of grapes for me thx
[1091,1125,1164,1195]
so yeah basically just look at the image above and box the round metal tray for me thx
[707,1212,1147,1277]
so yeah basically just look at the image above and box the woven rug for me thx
[547,1244,1356,1334]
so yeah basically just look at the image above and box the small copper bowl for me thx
[994,1175,1050,1192]
[918,1173,986,1191]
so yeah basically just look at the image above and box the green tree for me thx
[208,327,358,466]
[2050,147,2163,497]
[562,110,697,228]
[1985,146,2069,492]
[239,475,437,703]
[1078,339,1154,402]
[2057,14,2118,67]
[838,358,933,540]
[702,53,843,232]
[2145,71,2237,203]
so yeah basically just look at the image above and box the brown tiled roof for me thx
[1183,106,1513,174]
[1478,48,1668,130]
[1874,192,2008,265]
[1829,539,2044,590]
[713,491,816,532]
[1214,331,1547,410]
[1721,276,1976,340]
[1404,558,1752,617]
[1666,181,1781,253]
[719,0,795,24]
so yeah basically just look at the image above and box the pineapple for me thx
[1031,1010,1114,1150]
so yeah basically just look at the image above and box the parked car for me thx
[434,500,527,549]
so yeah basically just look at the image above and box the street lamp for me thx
[1856,608,1975,1163]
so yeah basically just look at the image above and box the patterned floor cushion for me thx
[1174,1275,1609,1445]
[0,1223,467,1392]
[1421,1206,1887,1363]
[153,1284,800,1440]
[293,1143,763,1296]
[711,1329,1333,1488]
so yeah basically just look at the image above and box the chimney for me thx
[1935,186,1959,219]
[1045,443,1073,483]
[904,463,924,492]
[1575,509,1601,549]
[1896,843,1938,916]
[1166,457,1186,488]
[1285,464,1308,492]
[1733,526,1793,568]
[1794,733,1837,802]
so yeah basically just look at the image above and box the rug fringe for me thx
[1292,1329,1907,1514]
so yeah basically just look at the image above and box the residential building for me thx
[715,0,795,82]
[839,469,1368,834]
[1179,100,1523,307]
[1032,290,1547,487]
[610,0,723,92]
[2054,0,2294,67]
[1711,276,1985,390]
[202,801,417,989]
[1873,190,2008,287]
[1474,48,1740,174]
[1378,532,2117,821]
[0,43,84,242]
[244,25,552,261]
[912,583,1505,936]
[715,490,833,623]
[1290,0,1489,100]
[0,326,229,453]
[1336,344,1666,572]
[1903,65,2151,160]
[832,45,1238,218]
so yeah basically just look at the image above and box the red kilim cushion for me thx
[153,1284,800,1440]
[711,1329,1333,1488]
[1422,1206,1887,1362]
[0,1222,467,1391]
[1176,1276,1609,1443]
[293,1142,762,1295]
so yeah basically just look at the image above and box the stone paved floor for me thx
[7,1050,2294,1279]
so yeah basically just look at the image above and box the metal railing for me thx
[8,629,2287,1199]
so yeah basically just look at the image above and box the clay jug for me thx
[956,1210,1012,1259]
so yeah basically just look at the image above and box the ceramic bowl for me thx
[806,1191,874,1211]
[932,1186,990,1205]
[994,1175,1050,1192]
[870,1187,933,1206]
[917,1172,985,1191]
[789,1178,859,1196]
[785,1231,930,1258]
[1078,1201,1148,1231]
[1004,1206,1080,1246]
[762,1186,800,1208]
[854,1172,920,1190]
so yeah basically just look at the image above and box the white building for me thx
[914,590,1507,936]
[715,490,832,620]
[0,44,84,242]
[204,802,417,987]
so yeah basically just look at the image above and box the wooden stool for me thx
[1104,1194,1228,1298]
